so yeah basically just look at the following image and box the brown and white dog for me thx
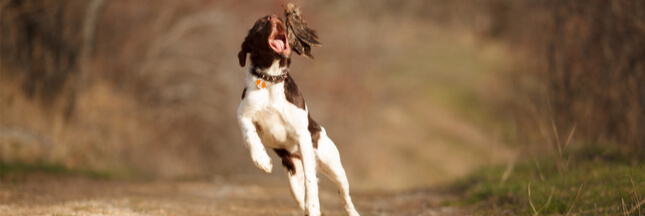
[237,14,359,216]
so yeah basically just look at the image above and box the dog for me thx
[236,13,360,216]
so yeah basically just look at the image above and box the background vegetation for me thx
[1,0,643,214]
[1,0,514,189]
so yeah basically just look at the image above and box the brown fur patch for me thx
[283,74,305,110]
[308,113,321,149]
[273,148,300,175]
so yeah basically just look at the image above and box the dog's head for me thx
[238,14,291,68]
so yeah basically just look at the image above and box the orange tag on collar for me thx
[255,80,266,89]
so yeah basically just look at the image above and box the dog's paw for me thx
[251,149,273,173]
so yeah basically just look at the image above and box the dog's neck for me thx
[250,59,289,83]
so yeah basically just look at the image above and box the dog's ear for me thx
[238,39,250,67]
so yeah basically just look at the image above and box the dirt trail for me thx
[1,173,466,216]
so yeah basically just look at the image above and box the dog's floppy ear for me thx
[238,39,251,67]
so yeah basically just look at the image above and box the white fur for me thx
[237,60,359,216]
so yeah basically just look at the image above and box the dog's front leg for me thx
[296,129,320,216]
[237,113,273,173]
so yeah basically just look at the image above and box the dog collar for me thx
[251,67,289,83]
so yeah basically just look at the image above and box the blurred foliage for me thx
[0,0,643,191]
[0,0,515,186]
[485,0,645,158]
[0,1,83,105]
[0,161,140,182]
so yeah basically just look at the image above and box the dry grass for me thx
[452,145,645,215]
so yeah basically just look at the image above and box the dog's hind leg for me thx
[276,150,306,211]
[316,129,360,216]
[296,129,321,216]
[287,157,306,210]
[287,159,306,211]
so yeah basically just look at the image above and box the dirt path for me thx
[1,173,466,216]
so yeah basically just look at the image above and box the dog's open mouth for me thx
[269,23,289,54]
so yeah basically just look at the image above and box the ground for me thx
[1,173,467,216]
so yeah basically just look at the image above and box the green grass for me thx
[0,162,141,182]
[450,145,645,215]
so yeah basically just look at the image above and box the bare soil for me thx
[1,173,468,216]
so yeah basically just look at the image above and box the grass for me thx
[449,144,645,215]
[0,162,141,182]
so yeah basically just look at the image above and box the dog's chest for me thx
[249,83,297,148]
[253,108,292,147]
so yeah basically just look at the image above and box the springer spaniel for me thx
[236,11,360,216]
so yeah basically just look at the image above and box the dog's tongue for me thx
[271,39,285,52]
